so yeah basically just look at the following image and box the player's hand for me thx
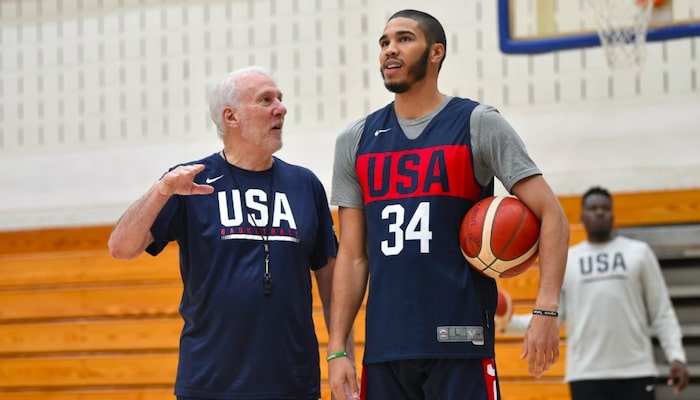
[520,314,560,378]
[157,164,214,197]
[328,356,360,400]
[668,360,689,394]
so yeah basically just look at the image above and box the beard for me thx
[585,221,613,241]
[382,45,431,94]
[240,120,283,155]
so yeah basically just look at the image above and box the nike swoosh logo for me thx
[374,128,391,136]
[205,175,224,184]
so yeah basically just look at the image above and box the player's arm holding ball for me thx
[510,175,569,378]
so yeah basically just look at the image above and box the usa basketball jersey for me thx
[357,97,497,364]
[146,154,337,399]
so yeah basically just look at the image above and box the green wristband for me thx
[326,351,348,361]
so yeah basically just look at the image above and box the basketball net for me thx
[586,0,655,71]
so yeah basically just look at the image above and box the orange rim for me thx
[638,0,665,6]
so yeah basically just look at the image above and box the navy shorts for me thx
[361,358,500,400]
[569,376,656,400]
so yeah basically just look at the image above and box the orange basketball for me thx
[459,196,540,279]
[496,287,513,317]
[494,287,513,333]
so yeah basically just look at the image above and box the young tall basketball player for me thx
[326,9,570,400]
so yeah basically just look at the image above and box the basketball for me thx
[494,287,513,333]
[459,196,540,279]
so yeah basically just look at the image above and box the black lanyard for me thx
[222,150,274,296]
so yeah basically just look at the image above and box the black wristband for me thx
[532,309,559,317]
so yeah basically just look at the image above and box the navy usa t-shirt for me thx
[147,153,337,399]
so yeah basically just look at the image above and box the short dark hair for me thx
[388,9,447,71]
[581,186,612,205]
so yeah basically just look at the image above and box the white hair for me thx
[208,65,273,139]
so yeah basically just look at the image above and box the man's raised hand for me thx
[157,164,215,197]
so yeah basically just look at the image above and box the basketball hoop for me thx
[586,0,656,71]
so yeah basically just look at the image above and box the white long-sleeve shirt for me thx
[506,236,686,382]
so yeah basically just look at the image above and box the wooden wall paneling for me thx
[0,389,175,400]
[0,226,113,255]
[0,249,180,289]
[0,318,181,354]
[496,266,540,301]
[0,353,178,388]
[0,284,181,322]
[499,380,571,400]
[558,189,700,227]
